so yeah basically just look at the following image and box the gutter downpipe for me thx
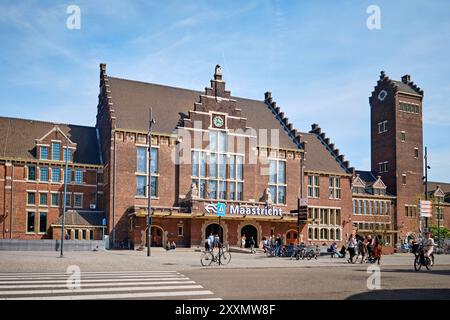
[9,162,14,239]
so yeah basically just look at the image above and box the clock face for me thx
[378,90,387,101]
[213,116,224,128]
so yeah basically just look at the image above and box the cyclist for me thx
[423,232,435,265]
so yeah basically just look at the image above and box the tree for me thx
[429,225,450,244]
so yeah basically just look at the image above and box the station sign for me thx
[205,203,284,217]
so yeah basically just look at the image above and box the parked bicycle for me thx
[200,247,231,266]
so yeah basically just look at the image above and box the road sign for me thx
[419,200,432,218]
[102,218,107,226]
[290,205,308,214]
[217,202,226,217]
[300,198,308,206]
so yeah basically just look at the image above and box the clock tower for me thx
[369,71,424,241]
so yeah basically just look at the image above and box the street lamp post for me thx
[147,108,155,257]
[60,140,70,257]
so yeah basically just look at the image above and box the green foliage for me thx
[429,225,450,240]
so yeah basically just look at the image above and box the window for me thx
[51,193,59,207]
[150,176,157,198]
[353,200,357,214]
[178,226,183,237]
[65,193,71,207]
[228,155,244,201]
[208,131,229,200]
[414,148,419,159]
[74,169,83,184]
[399,102,420,114]
[82,230,86,240]
[52,142,60,160]
[40,167,48,182]
[39,212,47,233]
[40,146,49,160]
[90,231,94,240]
[378,120,388,133]
[52,168,60,182]
[192,151,207,199]
[378,161,388,173]
[402,174,407,185]
[74,194,83,208]
[64,168,71,184]
[27,192,36,205]
[63,148,71,162]
[74,229,79,240]
[329,177,341,199]
[307,175,320,198]
[136,147,147,173]
[401,131,406,142]
[405,205,417,217]
[358,200,362,214]
[436,207,443,220]
[136,176,146,196]
[28,166,36,181]
[268,159,286,204]
[27,212,35,233]
[135,147,158,197]
[39,193,47,206]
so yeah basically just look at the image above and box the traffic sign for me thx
[217,202,226,217]
[419,200,432,218]
[102,218,107,226]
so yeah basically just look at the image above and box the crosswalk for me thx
[0,270,221,300]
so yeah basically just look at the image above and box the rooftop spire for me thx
[214,64,222,80]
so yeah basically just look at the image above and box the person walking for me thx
[208,233,214,252]
[241,236,246,249]
[249,236,256,254]
[347,234,357,263]
[373,238,382,265]
[357,237,368,263]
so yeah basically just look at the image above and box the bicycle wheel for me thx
[200,252,214,266]
[425,257,432,271]
[414,256,421,271]
[220,251,231,265]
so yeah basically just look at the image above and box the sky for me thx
[0,0,449,182]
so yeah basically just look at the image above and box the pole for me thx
[147,108,154,257]
[424,146,428,231]
[60,140,69,257]
[298,152,305,245]
[218,215,221,266]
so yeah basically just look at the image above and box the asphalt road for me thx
[183,265,450,300]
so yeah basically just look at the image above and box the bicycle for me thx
[200,247,231,266]
[413,243,434,271]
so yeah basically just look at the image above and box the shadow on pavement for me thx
[347,288,450,300]
[381,268,450,276]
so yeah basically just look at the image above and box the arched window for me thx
[308,228,313,240]
[324,229,329,240]
[330,229,335,240]
[314,228,318,240]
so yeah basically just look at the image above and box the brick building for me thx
[1,64,449,249]
[0,118,105,240]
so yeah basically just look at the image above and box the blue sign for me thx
[217,202,226,217]
[102,218,107,226]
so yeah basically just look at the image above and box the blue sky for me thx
[1,0,449,181]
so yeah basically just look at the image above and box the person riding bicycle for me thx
[423,232,435,265]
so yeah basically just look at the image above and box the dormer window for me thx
[40,146,49,160]
[64,148,72,162]
[52,142,60,161]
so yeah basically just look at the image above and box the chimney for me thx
[401,74,411,84]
